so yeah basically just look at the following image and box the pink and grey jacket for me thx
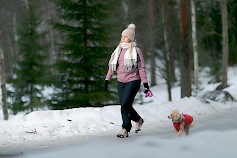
[105,47,148,84]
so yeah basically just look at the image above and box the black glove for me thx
[143,83,150,90]
[104,80,109,92]
[143,83,153,97]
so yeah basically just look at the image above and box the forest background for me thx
[0,0,236,120]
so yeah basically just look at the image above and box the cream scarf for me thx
[109,42,137,72]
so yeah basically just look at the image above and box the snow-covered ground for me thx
[0,67,237,157]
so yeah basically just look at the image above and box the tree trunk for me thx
[191,0,199,95]
[147,0,156,87]
[0,4,9,120]
[221,0,228,89]
[24,0,29,10]
[162,0,172,101]
[0,46,8,120]
[179,0,191,98]
[47,1,56,65]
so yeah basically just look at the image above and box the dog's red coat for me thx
[173,114,193,131]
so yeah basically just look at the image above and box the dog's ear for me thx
[169,112,174,119]
[170,111,175,119]
[172,109,180,120]
[172,112,177,120]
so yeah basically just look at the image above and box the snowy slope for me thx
[0,67,237,157]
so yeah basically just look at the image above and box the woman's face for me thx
[121,36,131,43]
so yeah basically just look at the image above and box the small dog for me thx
[168,109,194,137]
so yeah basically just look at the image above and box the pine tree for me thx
[50,0,113,109]
[10,1,50,114]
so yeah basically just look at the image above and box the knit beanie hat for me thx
[121,24,136,41]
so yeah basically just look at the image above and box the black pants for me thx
[117,80,141,132]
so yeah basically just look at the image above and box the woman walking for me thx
[105,24,151,138]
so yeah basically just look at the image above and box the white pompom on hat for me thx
[121,23,136,41]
